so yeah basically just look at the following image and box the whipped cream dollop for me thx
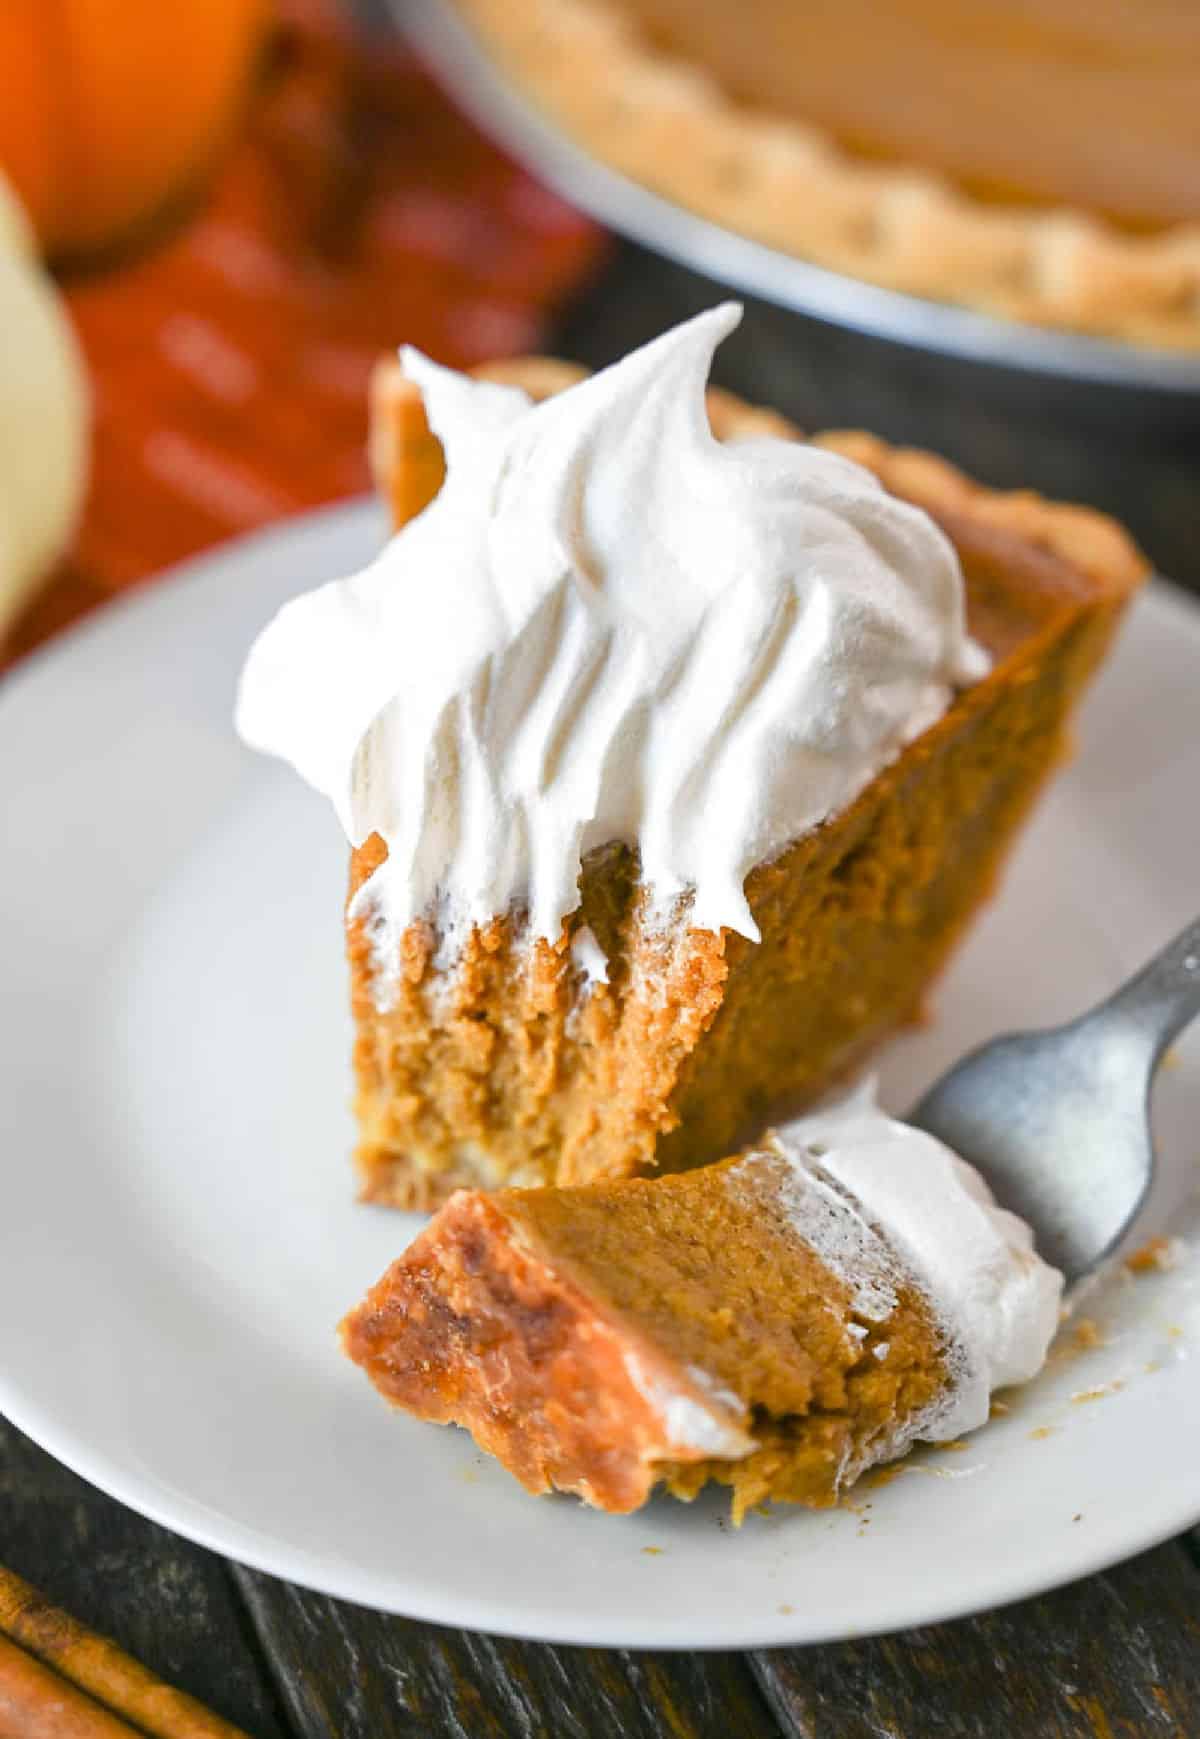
[237,305,986,990]
[764,1083,1064,1448]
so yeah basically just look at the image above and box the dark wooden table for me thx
[5,246,1200,1738]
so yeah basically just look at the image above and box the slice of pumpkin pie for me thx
[237,305,1145,1208]
[340,1084,1062,1518]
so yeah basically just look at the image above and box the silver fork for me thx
[909,916,1200,1285]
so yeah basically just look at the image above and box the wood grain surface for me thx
[0,1421,288,1738]
[752,1540,1200,1739]
[234,1570,778,1739]
[3,245,1199,1739]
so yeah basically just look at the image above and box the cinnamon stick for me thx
[0,1567,250,1739]
[0,1631,142,1737]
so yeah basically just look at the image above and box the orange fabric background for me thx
[4,0,605,661]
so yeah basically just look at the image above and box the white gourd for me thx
[0,173,89,632]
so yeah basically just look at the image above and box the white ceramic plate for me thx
[2,503,1198,1650]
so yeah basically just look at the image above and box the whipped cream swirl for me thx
[237,306,986,987]
[766,1083,1064,1446]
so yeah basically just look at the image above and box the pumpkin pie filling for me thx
[340,1088,1063,1516]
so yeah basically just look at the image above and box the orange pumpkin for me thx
[0,0,271,260]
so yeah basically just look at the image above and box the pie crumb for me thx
[1071,1317,1104,1350]
[1125,1236,1182,1274]
[1071,1380,1125,1404]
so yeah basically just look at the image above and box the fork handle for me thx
[1093,914,1200,1067]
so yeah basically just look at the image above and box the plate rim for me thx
[3,1369,1200,1650]
[2,502,1199,1649]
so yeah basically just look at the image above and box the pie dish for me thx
[347,339,1145,1209]
[445,0,1200,350]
